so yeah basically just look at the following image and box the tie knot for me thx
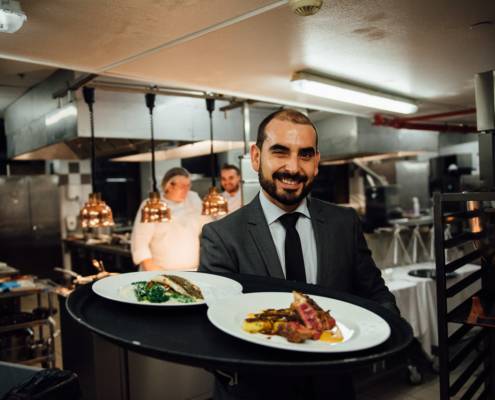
[278,212,301,230]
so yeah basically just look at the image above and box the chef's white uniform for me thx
[131,191,209,270]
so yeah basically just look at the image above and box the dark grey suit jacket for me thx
[199,195,398,313]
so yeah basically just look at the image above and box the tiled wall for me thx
[50,160,92,238]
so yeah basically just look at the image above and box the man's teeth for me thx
[280,178,298,184]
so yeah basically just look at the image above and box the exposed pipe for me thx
[373,114,477,133]
[87,82,231,101]
[392,108,476,123]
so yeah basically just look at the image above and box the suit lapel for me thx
[308,198,336,285]
[247,196,285,279]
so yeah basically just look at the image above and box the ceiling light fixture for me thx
[201,98,228,218]
[291,71,418,114]
[0,0,26,33]
[79,87,115,229]
[140,93,170,223]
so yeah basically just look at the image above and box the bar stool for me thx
[377,223,412,266]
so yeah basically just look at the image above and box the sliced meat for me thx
[292,292,323,331]
[276,321,319,343]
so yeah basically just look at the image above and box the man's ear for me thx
[314,151,320,176]
[250,144,260,172]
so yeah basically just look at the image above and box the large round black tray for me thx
[66,273,412,375]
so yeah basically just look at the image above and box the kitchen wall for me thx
[50,160,92,236]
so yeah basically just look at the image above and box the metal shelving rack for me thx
[0,285,56,368]
[434,191,495,400]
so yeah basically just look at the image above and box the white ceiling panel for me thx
[0,0,279,71]
[104,0,495,115]
[0,0,493,118]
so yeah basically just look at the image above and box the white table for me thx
[383,262,481,358]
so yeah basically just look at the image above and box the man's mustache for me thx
[272,171,308,183]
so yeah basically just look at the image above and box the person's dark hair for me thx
[220,163,240,176]
[161,167,190,188]
[256,109,318,149]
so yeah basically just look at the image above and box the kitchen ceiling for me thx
[0,0,494,119]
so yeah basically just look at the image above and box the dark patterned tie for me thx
[278,212,306,282]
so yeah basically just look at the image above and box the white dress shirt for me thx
[258,191,318,284]
[131,191,211,270]
[221,189,242,213]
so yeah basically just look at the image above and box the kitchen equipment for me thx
[365,185,402,227]
[408,268,458,280]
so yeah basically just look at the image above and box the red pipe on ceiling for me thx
[394,108,476,123]
[373,114,477,134]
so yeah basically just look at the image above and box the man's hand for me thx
[140,258,162,271]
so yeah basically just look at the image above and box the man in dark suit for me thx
[199,109,398,399]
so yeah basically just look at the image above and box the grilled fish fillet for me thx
[151,275,204,300]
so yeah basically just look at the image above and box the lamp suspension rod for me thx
[83,87,96,189]
[206,98,216,186]
[145,93,158,193]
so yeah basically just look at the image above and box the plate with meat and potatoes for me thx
[207,291,391,352]
[92,271,243,307]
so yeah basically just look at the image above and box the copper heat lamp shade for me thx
[202,186,228,217]
[80,192,115,229]
[141,191,171,223]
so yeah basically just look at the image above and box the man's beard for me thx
[226,183,240,194]
[258,164,313,206]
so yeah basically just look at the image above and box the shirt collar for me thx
[259,190,311,225]
[223,189,240,199]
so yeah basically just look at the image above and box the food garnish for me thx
[132,274,204,304]
[243,291,343,343]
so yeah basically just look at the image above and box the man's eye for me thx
[300,152,314,160]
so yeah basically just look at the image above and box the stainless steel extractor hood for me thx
[4,70,274,160]
[315,114,439,162]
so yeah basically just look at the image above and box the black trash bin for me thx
[0,362,79,400]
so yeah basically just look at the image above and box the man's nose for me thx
[285,153,299,173]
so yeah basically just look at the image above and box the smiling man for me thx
[199,109,397,400]
[220,164,242,213]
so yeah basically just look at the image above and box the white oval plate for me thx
[92,271,243,307]
[207,292,391,352]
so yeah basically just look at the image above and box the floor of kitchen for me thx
[21,294,482,400]
[357,370,439,400]
[355,350,481,400]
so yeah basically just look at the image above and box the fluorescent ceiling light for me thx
[112,140,253,162]
[0,0,26,33]
[45,105,77,126]
[291,72,418,115]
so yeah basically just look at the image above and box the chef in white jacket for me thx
[131,167,208,271]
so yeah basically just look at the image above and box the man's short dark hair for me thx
[220,163,240,176]
[256,109,318,149]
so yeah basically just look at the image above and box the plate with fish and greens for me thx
[92,271,243,307]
